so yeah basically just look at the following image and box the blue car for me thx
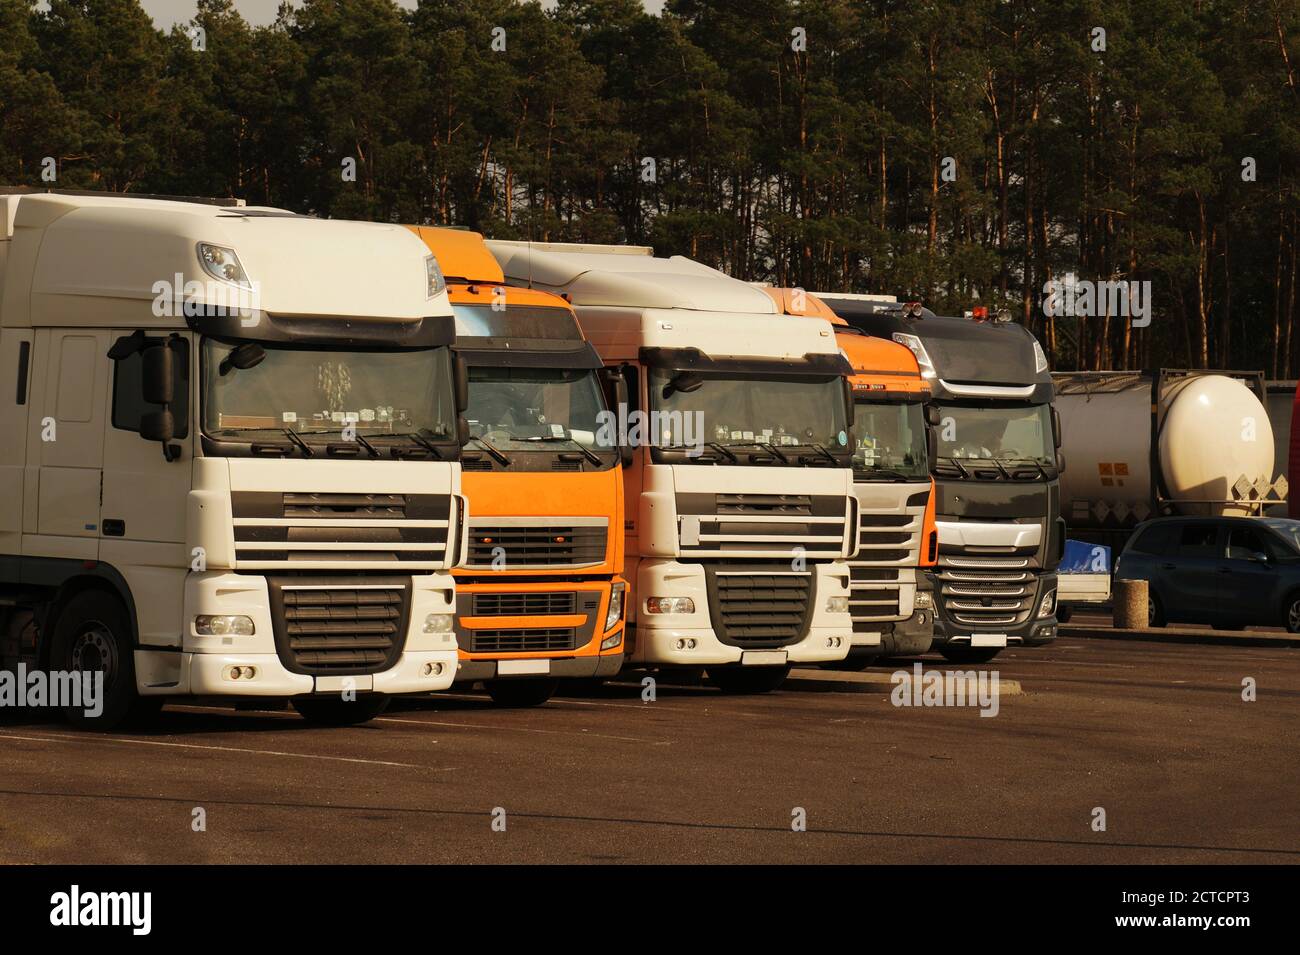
[1114,516,1300,631]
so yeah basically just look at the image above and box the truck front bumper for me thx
[932,570,1059,648]
[140,570,461,697]
[628,558,852,667]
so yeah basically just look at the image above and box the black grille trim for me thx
[464,523,607,568]
[267,576,411,676]
[703,563,815,649]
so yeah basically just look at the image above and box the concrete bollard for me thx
[1113,578,1148,630]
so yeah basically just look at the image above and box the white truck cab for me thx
[0,191,468,727]
[487,241,856,692]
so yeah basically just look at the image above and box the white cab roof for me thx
[1,193,449,329]
[487,240,779,314]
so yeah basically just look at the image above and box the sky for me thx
[138,0,665,30]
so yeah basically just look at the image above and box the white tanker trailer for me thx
[1053,370,1285,551]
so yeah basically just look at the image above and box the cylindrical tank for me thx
[1055,372,1274,528]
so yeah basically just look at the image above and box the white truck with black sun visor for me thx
[0,191,468,728]
[487,241,856,693]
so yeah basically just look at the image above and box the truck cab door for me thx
[33,329,110,559]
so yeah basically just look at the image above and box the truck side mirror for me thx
[143,343,174,405]
[925,403,941,427]
[453,352,470,414]
[1056,450,1066,474]
[457,415,471,448]
[1052,406,1062,449]
[927,426,938,467]
[842,379,855,429]
[599,366,633,466]
[141,341,181,462]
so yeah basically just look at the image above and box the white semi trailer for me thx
[0,191,469,728]
[1054,370,1283,551]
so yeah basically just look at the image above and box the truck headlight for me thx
[197,243,252,288]
[195,614,255,636]
[605,583,625,631]
[600,632,622,651]
[645,596,694,614]
[1037,590,1056,618]
[914,591,932,609]
[425,255,446,298]
[825,595,849,614]
[423,613,454,633]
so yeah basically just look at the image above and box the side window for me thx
[1131,524,1175,556]
[1176,522,1220,558]
[111,338,189,438]
[1227,526,1272,560]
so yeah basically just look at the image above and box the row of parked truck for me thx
[0,190,1065,729]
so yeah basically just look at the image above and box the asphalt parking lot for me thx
[1,634,1296,864]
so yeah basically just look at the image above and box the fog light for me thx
[600,632,621,651]
[605,582,626,631]
[914,591,932,609]
[646,596,694,614]
[195,614,255,636]
[423,613,454,633]
[825,595,849,615]
[1037,590,1056,619]
[229,666,243,680]
[916,612,927,626]
[424,661,444,676]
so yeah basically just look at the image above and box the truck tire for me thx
[822,650,879,672]
[938,646,1001,665]
[50,589,161,731]
[485,678,560,707]
[706,664,791,694]
[292,695,390,726]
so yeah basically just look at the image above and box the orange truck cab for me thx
[763,289,938,664]
[409,227,626,705]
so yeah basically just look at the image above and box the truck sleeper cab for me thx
[409,227,625,707]
[487,241,857,693]
[820,295,1062,663]
[762,288,937,666]
[0,191,467,728]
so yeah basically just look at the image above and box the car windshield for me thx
[464,365,608,450]
[1260,520,1300,554]
[650,369,849,452]
[201,339,456,445]
[935,402,1053,465]
[850,399,928,481]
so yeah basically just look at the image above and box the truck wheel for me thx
[1148,592,1167,628]
[484,678,560,707]
[706,664,791,694]
[292,695,390,726]
[938,646,1001,664]
[50,590,159,731]
[822,650,878,672]
[1056,604,1073,624]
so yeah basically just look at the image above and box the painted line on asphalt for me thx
[0,732,433,770]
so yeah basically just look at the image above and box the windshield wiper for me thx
[349,432,381,458]
[281,427,314,458]
[389,431,443,459]
[470,436,511,467]
[856,467,914,481]
[935,455,970,478]
[524,434,601,466]
[793,442,839,465]
[755,441,791,464]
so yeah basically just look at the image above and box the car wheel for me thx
[1147,592,1167,628]
[1285,596,1300,634]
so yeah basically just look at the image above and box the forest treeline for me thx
[1,0,1299,374]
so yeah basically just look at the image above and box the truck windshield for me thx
[851,400,928,481]
[936,403,1054,466]
[465,366,609,451]
[201,339,456,447]
[650,369,849,452]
